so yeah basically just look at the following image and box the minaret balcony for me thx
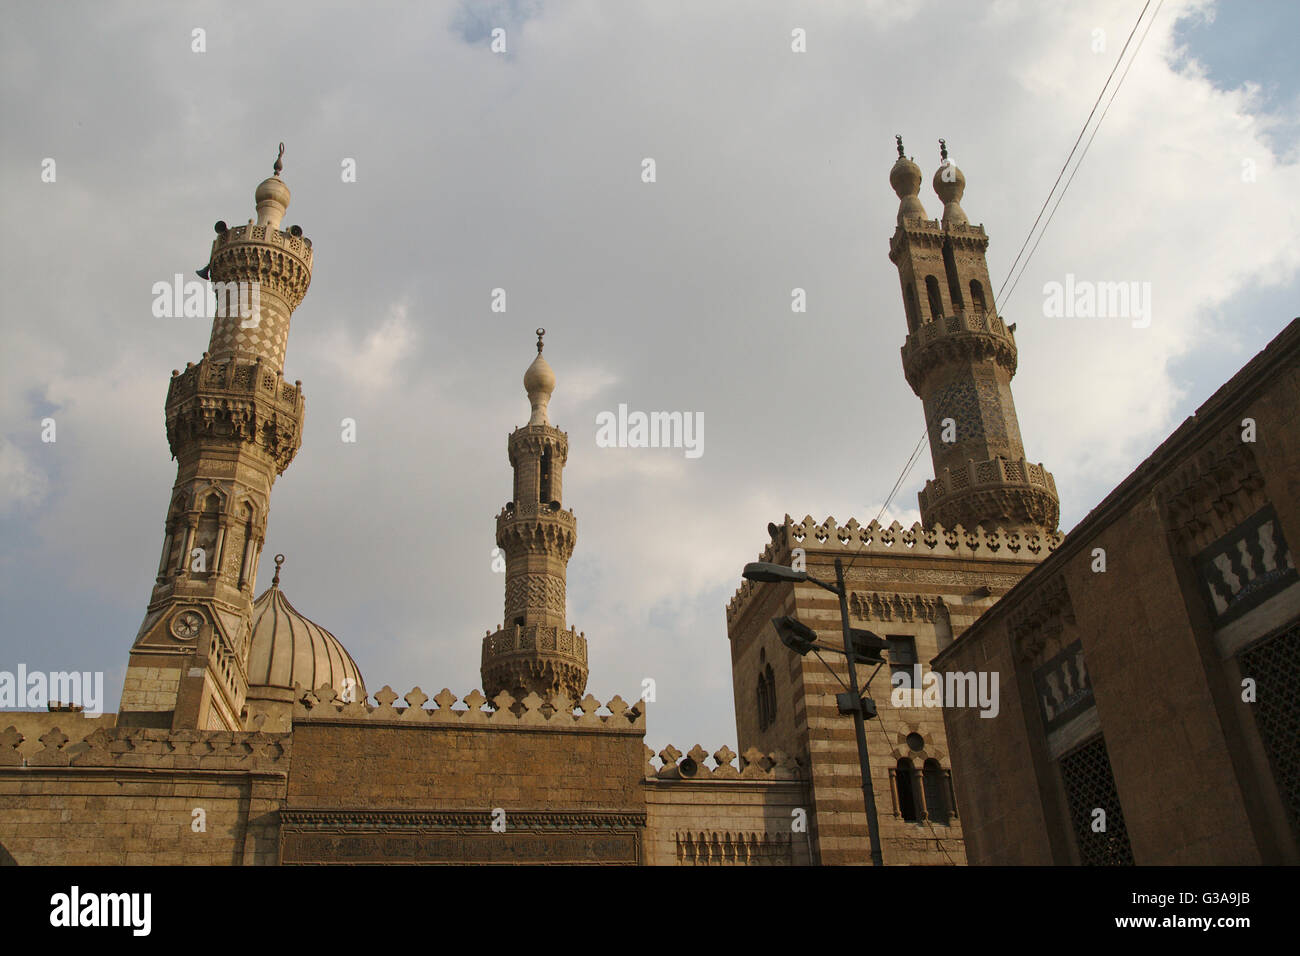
[920,455,1060,531]
[211,221,313,269]
[900,308,1019,393]
[480,624,589,701]
[496,501,577,538]
[207,224,313,313]
[164,356,305,474]
[482,623,588,666]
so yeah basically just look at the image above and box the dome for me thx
[890,136,927,225]
[933,161,966,207]
[254,175,290,210]
[253,144,291,230]
[246,557,365,702]
[524,328,556,426]
[933,138,969,227]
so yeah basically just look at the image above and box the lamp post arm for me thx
[806,574,842,595]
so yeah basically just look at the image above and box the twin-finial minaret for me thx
[480,330,590,703]
[119,146,313,731]
[888,136,1059,532]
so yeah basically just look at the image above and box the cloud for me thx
[0,437,49,513]
[1,0,1297,754]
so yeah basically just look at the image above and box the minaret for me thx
[889,137,1059,531]
[481,329,589,703]
[119,145,313,730]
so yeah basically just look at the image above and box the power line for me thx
[1000,0,1165,307]
[995,0,1155,305]
[846,0,1162,575]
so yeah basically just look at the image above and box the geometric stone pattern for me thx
[505,573,566,620]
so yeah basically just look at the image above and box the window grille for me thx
[1058,734,1133,865]
[1239,620,1300,830]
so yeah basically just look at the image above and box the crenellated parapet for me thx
[165,354,306,476]
[0,723,289,770]
[726,514,1063,625]
[900,307,1018,395]
[292,683,642,734]
[646,743,804,781]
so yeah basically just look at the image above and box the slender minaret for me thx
[481,329,589,703]
[119,146,313,730]
[889,136,1059,531]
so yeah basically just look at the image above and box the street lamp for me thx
[742,558,887,867]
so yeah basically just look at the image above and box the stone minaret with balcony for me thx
[481,330,589,704]
[889,137,1059,532]
[119,147,313,730]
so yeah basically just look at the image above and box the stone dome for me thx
[933,161,966,207]
[246,559,365,701]
[524,328,556,426]
[933,142,969,228]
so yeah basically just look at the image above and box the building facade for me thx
[932,317,1300,865]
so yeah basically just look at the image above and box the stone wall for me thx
[644,744,812,865]
[281,685,648,864]
[0,714,288,865]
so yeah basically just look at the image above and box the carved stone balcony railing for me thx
[481,624,589,701]
[495,503,578,558]
[207,222,313,314]
[165,356,305,474]
[901,308,1018,393]
[211,222,313,268]
[483,624,587,665]
[920,455,1060,531]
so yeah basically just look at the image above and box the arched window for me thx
[942,239,964,310]
[969,279,987,313]
[539,446,553,503]
[923,759,951,825]
[904,282,921,334]
[896,759,919,822]
[757,650,777,731]
[925,275,943,322]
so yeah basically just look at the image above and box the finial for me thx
[272,553,285,586]
[535,327,546,354]
[273,142,285,177]
[896,134,905,159]
[939,138,949,163]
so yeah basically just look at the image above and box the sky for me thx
[1,0,1297,754]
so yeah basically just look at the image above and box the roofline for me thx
[933,315,1300,667]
